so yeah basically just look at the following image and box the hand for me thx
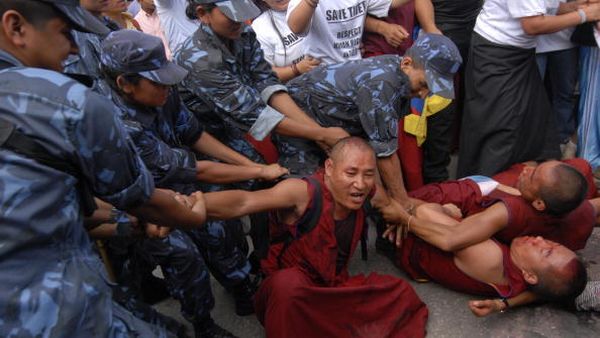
[259,163,290,180]
[380,198,411,224]
[296,56,321,74]
[173,192,194,209]
[468,299,505,317]
[145,223,171,239]
[381,23,409,48]
[583,3,600,21]
[321,127,350,148]
[189,191,206,216]
[442,203,462,220]
[382,223,406,248]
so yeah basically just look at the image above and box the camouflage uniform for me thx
[108,86,251,291]
[100,29,251,323]
[0,49,167,337]
[175,23,285,263]
[63,17,118,95]
[283,55,412,175]
[175,23,286,168]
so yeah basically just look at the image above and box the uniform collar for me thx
[0,49,24,70]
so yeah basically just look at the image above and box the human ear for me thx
[2,11,28,48]
[522,269,538,286]
[324,158,334,177]
[116,75,133,94]
[531,199,546,212]
[196,6,210,24]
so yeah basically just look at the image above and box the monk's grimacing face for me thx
[510,236,576,280]
[326,147,377,214]
[516,161,560,202]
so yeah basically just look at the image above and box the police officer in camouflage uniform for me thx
[63,0,118,95]
[281,33,462,208]
[0,0,208,336]
[176,0,349,170]
[98,29,288,337]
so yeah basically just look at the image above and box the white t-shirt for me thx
[287,0,391,64]
[536,0,575,53]
[252,10,306,67]
[475,0,549,49]
[154,0,199,54]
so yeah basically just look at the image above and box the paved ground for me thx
[155,227,600,337]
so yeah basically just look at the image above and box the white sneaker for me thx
[560,140,577,160]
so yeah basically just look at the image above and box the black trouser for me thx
[422,21,475,183]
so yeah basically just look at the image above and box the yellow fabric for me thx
[404,95,452,146]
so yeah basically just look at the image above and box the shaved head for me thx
[329,137,376,164]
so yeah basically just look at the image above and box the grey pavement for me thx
[154,226,600,338]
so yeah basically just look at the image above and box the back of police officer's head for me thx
[0,0,77,71]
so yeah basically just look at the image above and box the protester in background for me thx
[251,0,321,81]
[458,0,600,177]
[104,0,141,30]
[135,0,172,59]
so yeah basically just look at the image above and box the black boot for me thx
[232,277,257,316]
[193,317,238,338]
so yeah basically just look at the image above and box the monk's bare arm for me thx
[469,291,539,317]
[203,179,308,220]
[381,201,509,251]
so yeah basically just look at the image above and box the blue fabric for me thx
[577,47,600,170]
[0,58,162,336]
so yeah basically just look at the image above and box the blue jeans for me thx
[537,47,579,143]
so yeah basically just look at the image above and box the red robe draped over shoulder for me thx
[256,171,428,338]
[398,235,528,298]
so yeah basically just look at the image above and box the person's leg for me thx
[536,53,548,80]
[187,221,254,316]
[546,48,579,144]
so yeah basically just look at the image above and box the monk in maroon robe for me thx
[392,203,587,313]
[203,137,428,338]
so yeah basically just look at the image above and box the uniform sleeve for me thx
[76,93,155,210]
[177,45,285,140]
[367,0,393,18]
[121,120,198,187]
[356,79,402,157]
[171,92,204,146]
[507,0,546,18]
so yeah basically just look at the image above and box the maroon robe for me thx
[492,158,597,199]
[398,235,528,298]
[408,169,595,251]
[256,171,428,338]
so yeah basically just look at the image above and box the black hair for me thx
[0,0,63,28]
[530,256,588,303]
[539,164,588,216]
[100,64,143,95]
[186,1,217,20]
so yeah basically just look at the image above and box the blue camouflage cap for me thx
[410,33,462,99]
[190,0,260,22]
[100,30,188,86]
[37,0,109,35]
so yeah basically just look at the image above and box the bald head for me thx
[329,137,376,164]
[531,256,587,302]
[539,163,588,216]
